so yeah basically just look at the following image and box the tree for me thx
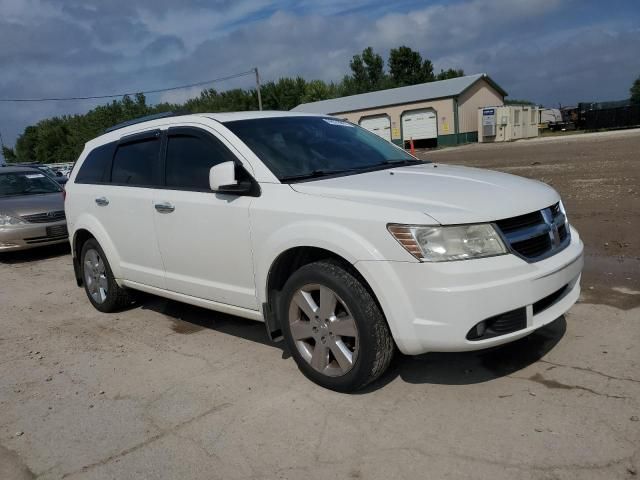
[344,47,387,94]
[8,45,469,164]
[361,47,385,88]
[505,99,535,105]
[436,68,465,81]
[302,80,338,103]
[15,126,39,162]
[388,46,435,86]
[2,146,16,163]
[260,77,308,110]
[631,75,640,105]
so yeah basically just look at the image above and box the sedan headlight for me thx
[388,223,508,262]
[0,214,26,226]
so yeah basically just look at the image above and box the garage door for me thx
[402,109,437,142]
[359,116,391,142]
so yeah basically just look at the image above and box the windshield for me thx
[38,165,58,177]
[0,171,63,197]
[224,116,422,181]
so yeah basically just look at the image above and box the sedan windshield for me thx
[0,171,62,197]
[224,116,423,182]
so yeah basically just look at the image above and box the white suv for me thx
[65,111,584,391]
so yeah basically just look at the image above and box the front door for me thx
[152,126,258,310]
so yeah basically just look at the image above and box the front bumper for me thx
[0,221,68,252]
[357,226,584,355]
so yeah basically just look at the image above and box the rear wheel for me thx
[280,260,394,392]
[80,238,133,312]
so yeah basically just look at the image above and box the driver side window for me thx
[165,129,237,191]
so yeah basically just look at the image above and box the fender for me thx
[71,213,123,282]
[254,219,386,306]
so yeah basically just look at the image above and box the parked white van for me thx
[65,112,583,391]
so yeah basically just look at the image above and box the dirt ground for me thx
[1,130,639,479]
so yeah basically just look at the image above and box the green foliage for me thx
[388,46,435,86]
[343,47,388,94]
[505,99,535,105]
[631,75,640,105]
[2,145,16,162]
[436,68,465,81]
[10,47,465,164]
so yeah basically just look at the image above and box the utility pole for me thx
[0,129,5,164]
[254,67,263,111]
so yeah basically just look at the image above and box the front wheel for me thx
[280,261,394,392]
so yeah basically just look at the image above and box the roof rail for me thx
[104,111,189,134]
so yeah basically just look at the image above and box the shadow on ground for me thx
[369,316,566,391]
[137,293,566,392]
[139,294,286,354]
[0,243,70,264]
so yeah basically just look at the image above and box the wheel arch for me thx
[263,246,387,342]
[70,215,123,285]
[72,228,94,286]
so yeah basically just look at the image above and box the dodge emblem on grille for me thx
[541,208,560,247]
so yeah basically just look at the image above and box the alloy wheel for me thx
[83,248,108,304]
[288,284,359,377]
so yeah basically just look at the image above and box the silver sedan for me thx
[0,166,68,252]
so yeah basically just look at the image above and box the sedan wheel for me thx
[288,283,359,377]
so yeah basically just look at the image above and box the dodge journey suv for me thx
[65,111,584,391]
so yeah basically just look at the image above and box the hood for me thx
[290,163,559,224]
[0,192,65,218]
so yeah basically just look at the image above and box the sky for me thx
[1,0,639,155]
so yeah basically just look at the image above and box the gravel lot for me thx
[1,130,639,479]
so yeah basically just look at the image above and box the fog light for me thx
[467,321,487,340]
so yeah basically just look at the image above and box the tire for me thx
[280,260,394,392]
[80,238,133,313]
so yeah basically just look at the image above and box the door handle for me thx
[95,197,109,206]
[154,202,175,213]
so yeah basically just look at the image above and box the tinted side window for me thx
[165,133,236,190]
[111,137,160,186]
[75,143,114,184]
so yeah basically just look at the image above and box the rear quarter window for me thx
[75,143,115,184]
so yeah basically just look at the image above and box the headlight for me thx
[559,201,569,224]
[0,214,26,226]
[388,223,508,262]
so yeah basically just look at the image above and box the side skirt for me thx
[120,280,263,322]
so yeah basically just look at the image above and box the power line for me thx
[0,69,257,103]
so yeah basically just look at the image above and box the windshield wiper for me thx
[381,158,426,166]
[281,159,427,183]
[280,169,351,182]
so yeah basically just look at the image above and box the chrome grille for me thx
[495,203,570,262]
[21,210,66,223]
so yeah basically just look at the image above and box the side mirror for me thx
[209,161,237,190]
[209,161,253,195]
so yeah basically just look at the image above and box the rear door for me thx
[93,130,166,288]
[152,126,258,310]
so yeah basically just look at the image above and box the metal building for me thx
[292,73,507,147]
